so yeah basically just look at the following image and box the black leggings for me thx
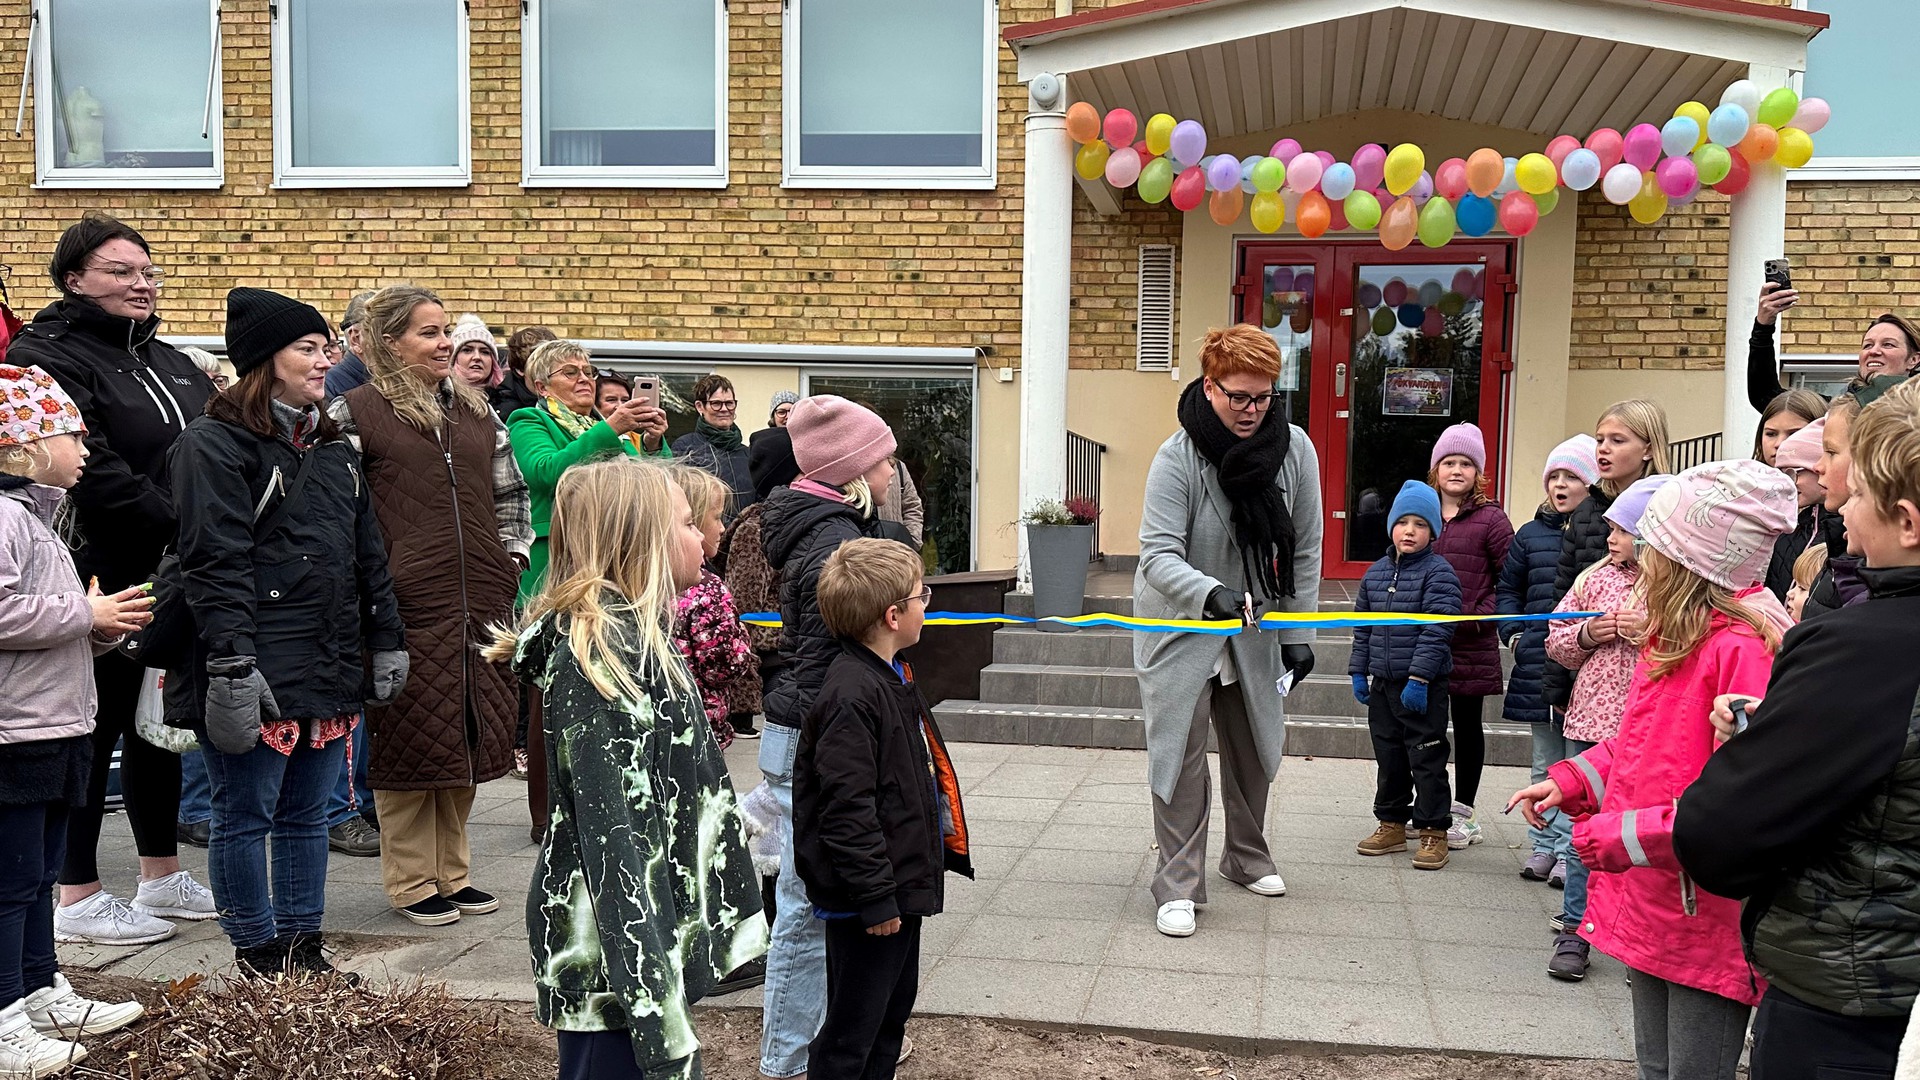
[1449,693,1486,809]
[58,654,180,885]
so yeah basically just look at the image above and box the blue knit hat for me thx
[1387,480,1443,538]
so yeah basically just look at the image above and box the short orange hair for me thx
[1199,325,1282,384]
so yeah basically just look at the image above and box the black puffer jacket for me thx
[671,431,757,518]
[7,297,213,590]
[1495,505,1569,723]
[1544,485,1617,707]
[759,484,880,730]
[1350,545,1460,684]
[1764,503,1819,602]
[165,413,405,722]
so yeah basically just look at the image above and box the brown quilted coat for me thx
[718,502,779,715]
[344,386,519,790]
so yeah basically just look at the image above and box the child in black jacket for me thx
[793,539,972,1080]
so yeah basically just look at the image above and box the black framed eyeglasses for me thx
[1210,380,1278,412]
[701,398,739,412]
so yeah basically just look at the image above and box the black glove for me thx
[1282,644,1316,683]
[204,656,278,755]
[1202,586,1240,621]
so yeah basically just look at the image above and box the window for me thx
[1793,0,1920,179]
[34,0,222,188]
[784,0,997,189]
[522,0,727,187]
[271,0,469,187]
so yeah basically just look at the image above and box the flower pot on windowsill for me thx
[1025,523,1095,632]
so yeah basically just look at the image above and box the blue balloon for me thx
[1320,162,1357,201]
[1397,303,1424,329]
[1240,155,1261,195]
[1457,193,1496,237]
[1707,103,1751,148]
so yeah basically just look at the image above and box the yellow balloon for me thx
[1628,172,1667,225]
[1775,127,1815,169]
[1144,113,1176,158]
[1074,141,1110,181]
[1515,153,1557,196]
[1250,191,1285,234]
[1675,101,1711,149]
[1384,143,1425,196]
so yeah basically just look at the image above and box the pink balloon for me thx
[1352,144,1387,191]
[1434,158,1469,201]
[1104,146,1142,188]
[1285,152,1323,194]
[1382,278,1409,308]
[1421,307,1445,336]
[1498,190,1539,237]
[1314,150,1336,169]
[1623,123,1662,171]
[1789,97,1831,135]
[1450,267,1480,300]
[1655,156,1698,199]
[1133,140,1150,159]
[1585,128,1624,173]
[1171,166,1206,212]
[1328,197,1349,232]
[1102,109,1137,149]
[1545,135,1582,172]
[1271,138,1303,163]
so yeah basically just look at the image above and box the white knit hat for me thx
[448,313,494,353]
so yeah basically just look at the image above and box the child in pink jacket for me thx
[1513,459,1797,1080]
[671,466,760,750]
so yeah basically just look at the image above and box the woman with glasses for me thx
[593,370,631,417]
[1134,324,1323,939]
[8,213,218,947]
[671,374,756,519]
[506,339,670,602]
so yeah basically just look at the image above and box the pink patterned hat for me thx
[0,365,85,448]
[1638,458,1796,591]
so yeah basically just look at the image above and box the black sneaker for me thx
[399,895,462,926]
[443,887,499,916]
[286,932,361,986]
[328,815,381,857]
[177,819,211,848]
[711,958,766,996]
[1547,932,1590,981]
[732,722,760,740]
[235,942,285,978]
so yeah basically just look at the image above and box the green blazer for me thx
[507,403,671,600]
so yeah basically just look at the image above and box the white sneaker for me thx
[0,998,86,1079]
[1447,802,1484,851]
[1243,873,1288,897]
[133,870,218,921]
[23,973,144,1039]
[53,891,176,946]
[1155,899,1196,937]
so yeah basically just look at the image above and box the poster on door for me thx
[1381,367,1453,416]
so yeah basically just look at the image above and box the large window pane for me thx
[286,0,460,169]
[1803,0,1920,159]
[46,0,214,170]
[539,0,716,168]
[797,0,986,169]
[807,375,975,575]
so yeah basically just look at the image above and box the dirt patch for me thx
[65,972,1635,1079]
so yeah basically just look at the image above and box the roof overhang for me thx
[1007,0,1826,142]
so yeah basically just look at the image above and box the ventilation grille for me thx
[1136,244,1175,372]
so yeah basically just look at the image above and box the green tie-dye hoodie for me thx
[512,606,768,1077]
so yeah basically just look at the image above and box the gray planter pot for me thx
[1026,523,1095,632]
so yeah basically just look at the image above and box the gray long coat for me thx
[1134,427,1324,802]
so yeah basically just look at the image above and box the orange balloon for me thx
[1466,148,1504,199]
[1737,124,1779,163]
[1065,102,1100,144]
[1296,191,1332,238]
[1208,187,1244,227]
[1380,196,1418,251]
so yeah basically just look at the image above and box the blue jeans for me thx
[203,733,345,950]
[0,801,68,1004]
[1561,737,1597,926]
[180,748,213,826]
[1527,714,1574,860]
[327,717,371,828]
[758,722,825,1078]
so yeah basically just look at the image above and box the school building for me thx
[7,0,1911,580]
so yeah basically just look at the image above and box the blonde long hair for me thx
[483,460,693,702]
[1636,545,1780,681]
[360,284,492,431]
[1597,399,1673,497]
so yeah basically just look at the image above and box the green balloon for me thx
[1251,156,1286,194]
[1371,306,1397,337]
[1438,291,1467,317]
[1757,86,1800,129]
[1417,196,1457,248]
[1138,157,1175,204]
[1692,142,1732,185]
[1532,188,1560,217]
[1344,190,1382,230]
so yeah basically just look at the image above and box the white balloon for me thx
[1602,162,1642,206]
[1495,156,1519,196]
[1560,148,1602,191]
[1720,79,1762,116]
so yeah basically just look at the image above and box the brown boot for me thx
[1356,821,1408,856]
[1413,828,1450,870]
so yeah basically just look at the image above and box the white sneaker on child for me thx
[133,870,218,921]
[0,997,85,1079]
[1446,802,1484,850]
[23,973,144,1037]
[53,891,175,945]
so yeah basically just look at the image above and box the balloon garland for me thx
[1065,80,1829,249]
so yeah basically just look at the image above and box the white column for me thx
[1722,63,1791,453]
[1018,73,1073,587]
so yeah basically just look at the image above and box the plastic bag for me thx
[134,668,199,754]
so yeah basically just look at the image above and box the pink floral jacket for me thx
[1546,561,1641,744]
[674,569,758,750]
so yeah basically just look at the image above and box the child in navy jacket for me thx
[1351,481,1462,870]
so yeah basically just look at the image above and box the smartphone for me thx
[1764,258,1792,292]
[1730,697,1753,736]
[631,376,661,412]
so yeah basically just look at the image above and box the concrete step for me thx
[991,626,1132,668]
[930,700,1533,767]
[1004,591,1134,618]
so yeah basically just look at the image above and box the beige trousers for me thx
[374,786,477,908]
[1150,678,1277,905]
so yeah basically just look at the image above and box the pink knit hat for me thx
[1773,417,1825,473]
[1430,423,1486,472]
[0,365,84,447]
[788,395,896,487]
[1542,433,1600,491]
[1638,459,1797,591]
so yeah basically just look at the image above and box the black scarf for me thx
[1177,377,1297,600]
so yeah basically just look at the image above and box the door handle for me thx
[1334,362,1348,398]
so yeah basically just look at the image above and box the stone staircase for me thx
[931,566,1533,767]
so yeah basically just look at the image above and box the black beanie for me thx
[225,287,331,377]
[749,426,800,501]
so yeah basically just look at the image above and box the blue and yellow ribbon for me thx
[739,610,1599,636]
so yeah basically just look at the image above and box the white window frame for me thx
[269,0,472,188]
[31,0,224,190]
[1788,0,1920,181]
[781,0,998,190]
[520,0,728,188]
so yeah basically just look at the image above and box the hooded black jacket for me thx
[7,297,214,589]
[758,484,883,731]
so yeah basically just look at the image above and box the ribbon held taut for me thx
[738,610,1601,637]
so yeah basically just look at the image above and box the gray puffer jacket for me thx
[0,476,115,745]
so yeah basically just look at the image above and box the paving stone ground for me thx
[74,742,1634,1059]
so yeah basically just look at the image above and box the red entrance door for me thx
[1234,240,1515,578]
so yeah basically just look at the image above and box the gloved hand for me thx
[1351,675,1370,705]
[1283,644,1316,683]
[1401,679,1429,714]
[204,657,278,755]
[1202,586,1240,621]
[368,649,411,706]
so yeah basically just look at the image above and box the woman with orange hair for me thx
[1133,324,1324,939]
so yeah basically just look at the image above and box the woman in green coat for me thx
[507,340,671,601]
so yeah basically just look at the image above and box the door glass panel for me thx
[1255,264,1314,432]
[1345,263,1486,564]
[806,374,974,576]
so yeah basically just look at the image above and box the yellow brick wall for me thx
[0,0,1174,371]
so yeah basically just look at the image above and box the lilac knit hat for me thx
[788,395,896,487]
[1430,422,1487,472]
[1603,474,1676,538]
[1542,433,1600,491]
[1773,418,1825,473]
[1637,459,1797,590]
